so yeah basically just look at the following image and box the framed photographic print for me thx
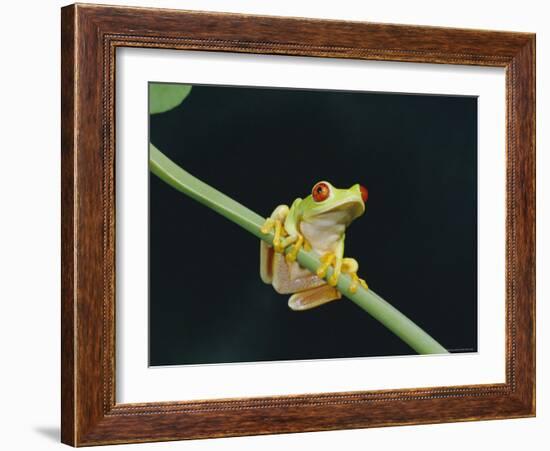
[61,3,536,446]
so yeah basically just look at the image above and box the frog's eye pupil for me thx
[312,182,330,202]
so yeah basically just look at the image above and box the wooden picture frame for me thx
[61,3,535,446]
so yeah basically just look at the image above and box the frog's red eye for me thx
[360,185,368,203]
[312,182,330,202]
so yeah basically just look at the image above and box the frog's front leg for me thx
[260,204,290,253]
[261,200,308,261]
[316,239,345,287]
[316,250,369,292]
[341,258,369,293]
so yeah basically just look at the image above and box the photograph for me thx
[148,82,478,366]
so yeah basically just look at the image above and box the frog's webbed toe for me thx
[342,257,368,293]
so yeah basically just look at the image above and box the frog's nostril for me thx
[360,185,368,203]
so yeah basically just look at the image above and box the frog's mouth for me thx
[331,199,365,223]
[313,199,365,226]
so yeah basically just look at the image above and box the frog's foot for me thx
[284,233,311,263]
[288,284,342,311]
[328,254,343,287]
[342,258,369,293]
[315,252,343,287]
[260,205,289,253]
[316,252,334,279]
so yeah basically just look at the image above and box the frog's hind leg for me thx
[260,205,290,284]
[288,284,342,311]
[260,239,310,286]
[271,255,325,294]
[260,240,275,284]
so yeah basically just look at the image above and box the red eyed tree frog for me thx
[260,181,369,311]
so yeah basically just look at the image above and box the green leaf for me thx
[149,83,192,115]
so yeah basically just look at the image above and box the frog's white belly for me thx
[300,211,348,255]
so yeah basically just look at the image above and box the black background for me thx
[149,84,477,366]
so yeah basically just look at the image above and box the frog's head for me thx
[301,181,368,226]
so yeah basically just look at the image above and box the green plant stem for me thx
[149,144,448,355]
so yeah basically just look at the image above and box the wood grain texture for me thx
[61,3,536,446]
[60,5,76,445]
